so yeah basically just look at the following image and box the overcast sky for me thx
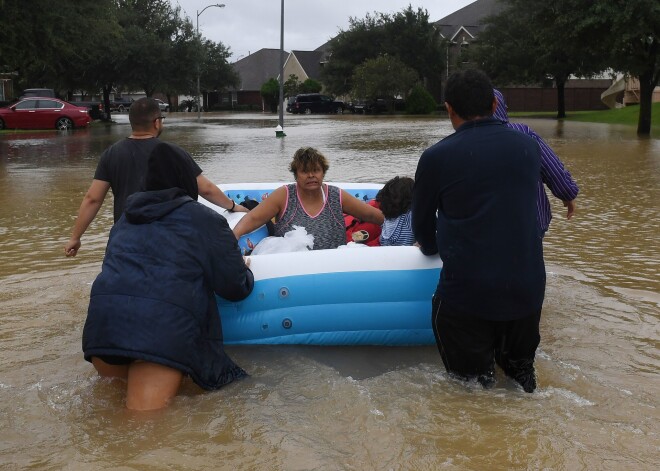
[172,0,475,61]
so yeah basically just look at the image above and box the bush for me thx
[179,99,198,112]
[406,85,437,114]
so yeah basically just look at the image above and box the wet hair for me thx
[289,147,329,176]
[445,69,494,120]
[129,97,161,129]
[376,176,414,219]
[145,142,199,200]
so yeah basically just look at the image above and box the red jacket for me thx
[344,200,381,246]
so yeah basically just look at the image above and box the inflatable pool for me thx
[202,183,442,346]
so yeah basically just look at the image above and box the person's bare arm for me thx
[233,187,286,238]
[64,180,110,257]
[196,174,248,213]
[340,190,384,225]
[563,199,577,219]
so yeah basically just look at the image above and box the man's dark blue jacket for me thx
[83,188,254,389]
[412,118,546,321]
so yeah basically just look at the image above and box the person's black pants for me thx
[431,294,541,392]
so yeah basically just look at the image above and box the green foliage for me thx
[472,0,607,119]
[321,6,442,97]
[473,0,659,132]
[351,55,418,108]
[300,79,322,93]
[381,7,443,91]
[571,0,659,134]
[260,78,279,112]
[0,0,236,106]
[406,85,437,114]
[200,40,239,92]
[0,0,123,94]
[321,13,385,96]
[283,76,322,97]
[118,0,185,97]
[284,74,301,97]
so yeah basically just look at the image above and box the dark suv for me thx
[287,93,344,114]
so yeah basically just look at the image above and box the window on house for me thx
[460,38,470,63]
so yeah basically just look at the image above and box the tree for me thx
[284,74,301,97]
[472,0,606,119]
[283,76,322,96]
[161,11,200,106]
[381,7,443,94]
[118,0,182,97]
[351,55,418,111]
[406,85,437,114]
[198,40,239,97]
[575,0,659,135]
[300,79,322,94]
[76,1,126,120]
[321,7,443,98]
[321,13,385,96]
[0,0,122,100]
[0,0,237,117]
[260,78,279,112]
[473,0,659,133]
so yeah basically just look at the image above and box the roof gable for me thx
[291,50,325,81]
[232,48,288,90]
[434,0,504,39]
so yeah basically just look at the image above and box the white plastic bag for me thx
[251,225,314,255]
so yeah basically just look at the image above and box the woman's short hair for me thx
[377,176,414,219]
[289,147,330,176]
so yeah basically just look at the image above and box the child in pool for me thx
[378,176,415,246]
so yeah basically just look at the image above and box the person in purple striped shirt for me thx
[493,89,579,235]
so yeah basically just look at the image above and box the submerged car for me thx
[348,99,390,114]
[0,97,91,130]
[110,97,134,112]
[287,93,344,114]
[154,99,169,112]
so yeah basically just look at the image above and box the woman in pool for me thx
[233,147,383,250]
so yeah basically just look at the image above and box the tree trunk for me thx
[555,77,566,119]
[102,86,112,121]
[637,70,655,136]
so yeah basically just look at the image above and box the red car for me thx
[0,97,91,131]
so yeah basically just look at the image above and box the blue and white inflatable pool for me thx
[203,183,442,346]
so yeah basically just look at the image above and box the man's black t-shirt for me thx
[94,138,202,222]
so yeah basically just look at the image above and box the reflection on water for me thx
[0,113,658,469]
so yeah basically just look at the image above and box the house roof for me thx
[433,0,504,41]
[290,50,326,81]
[231,48,289,90]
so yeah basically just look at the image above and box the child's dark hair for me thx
[376,176,414,219]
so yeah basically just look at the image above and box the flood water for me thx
[0,112,658,470]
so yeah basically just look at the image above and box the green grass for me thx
[510,102,660,134]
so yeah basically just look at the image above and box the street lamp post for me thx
[276,0,285,137]
[197,3,225,120]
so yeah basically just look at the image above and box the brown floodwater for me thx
[0,112,658,470]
